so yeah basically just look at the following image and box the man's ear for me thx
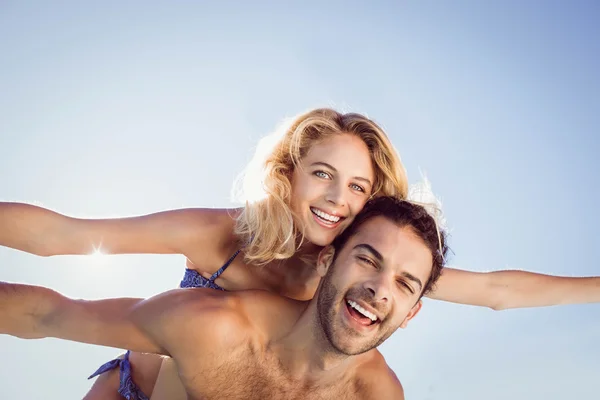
[399,300,423,329]
[316,246,336,277]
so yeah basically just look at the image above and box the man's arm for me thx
[0,281,163,353]
[0,281,243,362]
[428,267,600,310]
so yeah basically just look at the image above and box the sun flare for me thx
[90,244,105,257]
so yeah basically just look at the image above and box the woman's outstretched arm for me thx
[0,202,230,258]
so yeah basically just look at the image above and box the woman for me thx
[1,108,598,400]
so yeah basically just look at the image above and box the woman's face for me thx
[290,133,375,247]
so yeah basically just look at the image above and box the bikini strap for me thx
[209,249,241,282]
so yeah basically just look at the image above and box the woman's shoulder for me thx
[176,207,241,242]
[174,207,241,228]
[181,207,244,273]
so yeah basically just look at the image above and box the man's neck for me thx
[270,300,359,382]
[261,245,322,301]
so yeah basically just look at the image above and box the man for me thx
[1,197,447,399]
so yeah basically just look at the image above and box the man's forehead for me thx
[351,216,406,245]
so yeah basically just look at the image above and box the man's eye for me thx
[358,256,377,268]
[397,280,414,294]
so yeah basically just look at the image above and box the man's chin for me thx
[328,337,375,357]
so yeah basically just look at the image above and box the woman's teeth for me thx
[311,207,341,223]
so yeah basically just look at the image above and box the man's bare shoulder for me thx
[354,350,405,400]
[150,288,257,382]
[233,289,306,335]
[158,288,252,341]
[172,287,301,333]
[369,366,404,400]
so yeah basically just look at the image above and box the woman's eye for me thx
[350,183,366,193]
[314,170,331,179]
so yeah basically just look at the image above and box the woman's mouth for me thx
[310,207,344,228]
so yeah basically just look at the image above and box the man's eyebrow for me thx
[353,244,383,263]
[310,162,373,187]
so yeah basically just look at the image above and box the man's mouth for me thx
[345,299,379,326]
[310,207,344,227]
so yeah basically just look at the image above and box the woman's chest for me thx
[187,255,321,300]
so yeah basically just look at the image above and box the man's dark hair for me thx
[331,196,449,297]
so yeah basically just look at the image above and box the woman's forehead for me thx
[302,134,375,178]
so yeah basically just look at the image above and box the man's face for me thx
[316,216,433,356]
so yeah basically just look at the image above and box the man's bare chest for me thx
[182,351,361,400]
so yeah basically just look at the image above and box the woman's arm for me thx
[0,202,231,258]
[427,267,600,310]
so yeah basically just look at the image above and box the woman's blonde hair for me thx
[233,108,408,266]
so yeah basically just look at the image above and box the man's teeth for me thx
[311,208,341,223]
[347,300,377,322]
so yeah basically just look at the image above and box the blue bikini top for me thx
[179,249,241,290]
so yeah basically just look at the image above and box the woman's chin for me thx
[303,229,338,248]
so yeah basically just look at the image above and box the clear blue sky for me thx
[1,1,598,399]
